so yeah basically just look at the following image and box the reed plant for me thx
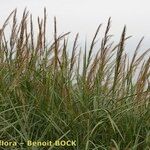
[0,9,149,150]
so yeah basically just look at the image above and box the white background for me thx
[0,0,150,52]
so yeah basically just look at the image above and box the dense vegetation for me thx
[0,9,149,150]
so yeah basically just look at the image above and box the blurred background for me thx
[0,0,150,54]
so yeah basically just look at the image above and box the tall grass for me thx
[0,9,149,150]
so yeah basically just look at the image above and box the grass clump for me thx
[0,9,149,150]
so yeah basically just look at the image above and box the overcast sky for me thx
[0,0,150,51]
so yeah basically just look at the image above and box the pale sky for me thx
[0,0,150,51]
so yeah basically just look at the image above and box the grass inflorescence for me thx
[0,9,149,150]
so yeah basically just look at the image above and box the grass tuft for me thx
[0,9,149,150]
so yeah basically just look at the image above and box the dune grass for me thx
[0,9,149,150]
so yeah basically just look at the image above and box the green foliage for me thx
[0,9,149,150]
